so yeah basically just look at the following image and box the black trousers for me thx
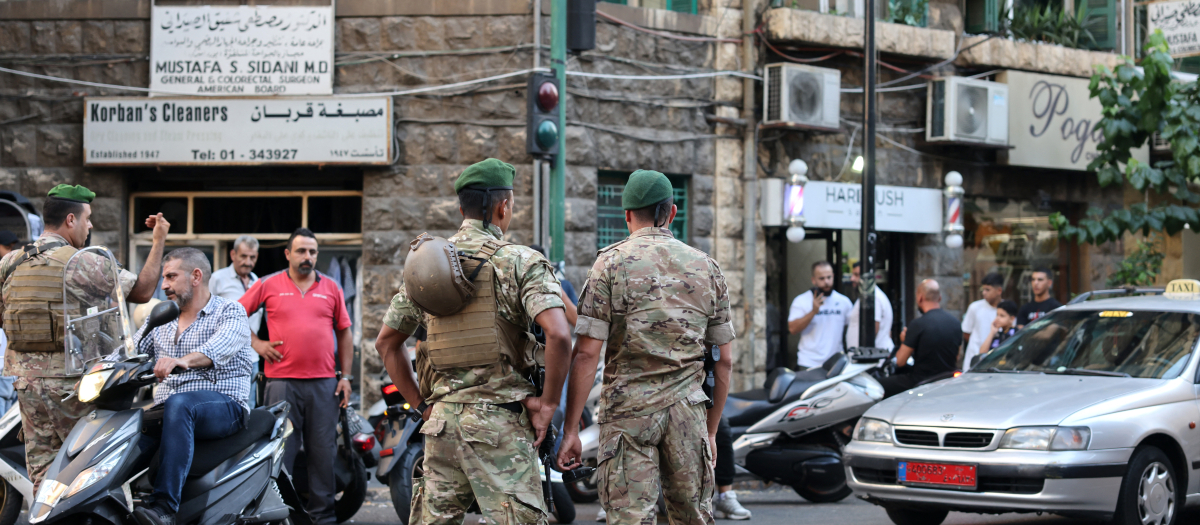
[877,373,923,399]
[265,378,339,525]
[716,416,734,487]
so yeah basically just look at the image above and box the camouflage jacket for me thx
[576,227,734,423]
[384,219,565,404]
[0,233,136,380]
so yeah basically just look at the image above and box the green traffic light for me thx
[536,120,558,150]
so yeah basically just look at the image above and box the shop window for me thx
[193,197,302,234]
[596,171,689,249]
[133,197,188,234]
[962,197,1075,306]
[308,196,363,233]
[602,0,697,14]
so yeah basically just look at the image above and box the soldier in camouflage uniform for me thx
[0,184,170,491]
[558,170,735,525]
[372,158,573,525]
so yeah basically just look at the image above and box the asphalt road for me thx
[342,486,1200,525]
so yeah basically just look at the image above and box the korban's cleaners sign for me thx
[998,70,1149,172]
[803,181,942,234]
[150,5,334,96]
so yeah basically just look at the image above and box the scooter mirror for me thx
[143,301,180,335]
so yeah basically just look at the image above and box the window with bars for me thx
[596,171,689,249]
[602,0,698,14]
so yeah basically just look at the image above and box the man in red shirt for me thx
[239,228,351,525]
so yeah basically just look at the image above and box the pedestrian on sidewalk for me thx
[239,228,352,525]
[209,235,261,406]
[977,300,1019,364]
[846,261,894,352]
[788,261,851,369]
[961,272,1004,371]
[1017,267,1062,329]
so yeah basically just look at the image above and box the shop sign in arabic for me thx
[83,97,391,166]
[1149,0,1200,58]
[998,70,1149,172]
[150,5,334,96]
[803,181,943,234]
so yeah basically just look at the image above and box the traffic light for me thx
[526,73,560,157]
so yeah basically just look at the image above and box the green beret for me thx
[47,184,95,204]
[454,158,515,194]
[621,170,672,210]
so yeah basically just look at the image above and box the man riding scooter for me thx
[116,248,256,525]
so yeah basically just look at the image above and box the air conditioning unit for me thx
[926,76,1008,146]
[763,63,841,131]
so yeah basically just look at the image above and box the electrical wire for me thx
[572,121,733,143]
[567,70,761,81]
[596,10,742,43]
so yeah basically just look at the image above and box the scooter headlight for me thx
[66,442,128,498]
[33,479,69,509]
[78,369,114,403]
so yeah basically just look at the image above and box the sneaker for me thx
[596,508,607,522]
[714,491,752,520]
[133,503,176,525]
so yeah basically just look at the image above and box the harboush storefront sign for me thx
[150,5,334,96]
[83,97,392,166]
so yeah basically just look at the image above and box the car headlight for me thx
[853,418,893,443]
[78,369,113,403]
[999,427,1090,451]
[66,443,128,498]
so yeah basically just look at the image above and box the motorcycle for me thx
[291,401,373,523]
[375,383,580,525]
[28,289,308,524]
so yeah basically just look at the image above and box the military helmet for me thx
[403,233,476,316]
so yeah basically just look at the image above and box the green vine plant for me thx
[1105,234,1165,287]
[888,0,928,26]
[1049,31,1200,244]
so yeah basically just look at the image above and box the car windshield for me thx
[972,309,1200,379]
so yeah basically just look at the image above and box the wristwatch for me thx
[416,401,429,414]
[339,375,353,383]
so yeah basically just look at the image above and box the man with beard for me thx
[0,184,169,492]
[788,261,852,369]
[125,248,255,525]
[238,228,351,525]
[209,235,262,405]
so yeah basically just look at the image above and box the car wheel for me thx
[884,506,949,525]
[1113,446,1178,525]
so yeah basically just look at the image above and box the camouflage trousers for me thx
[16,376,90,491]
[411,401,548,525]
[597,391,714,525]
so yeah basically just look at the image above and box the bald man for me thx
[878,280,960,397]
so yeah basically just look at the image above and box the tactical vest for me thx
[423,240,538,374]
[2,243,79,352]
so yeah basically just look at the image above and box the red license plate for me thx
[898,461,977,489]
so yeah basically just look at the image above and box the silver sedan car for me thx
[845,287,1200,525]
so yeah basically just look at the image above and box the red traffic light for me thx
[537,81,559,112]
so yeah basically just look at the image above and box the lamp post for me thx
[944,171,964,249]
[786,159,809,243]
[858,0,879,352]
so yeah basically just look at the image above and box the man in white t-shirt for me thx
[961,272,1004,371]
[846,262,894,351]
[788,261,852,369]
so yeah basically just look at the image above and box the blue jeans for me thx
[153,390,244,512]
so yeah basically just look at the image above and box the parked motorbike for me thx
[375,383,579,524]
[28,298,308,524]
[291,401,373,523]
[0,403,29,525]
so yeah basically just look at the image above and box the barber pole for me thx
[943,171,964,248]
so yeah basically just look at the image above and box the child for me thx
[978,300,1019,360]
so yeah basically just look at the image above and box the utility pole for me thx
[549,0,567,261]
[859,0,877,349]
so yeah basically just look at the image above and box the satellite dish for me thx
[788,71,823,123]
[955,84,988,138]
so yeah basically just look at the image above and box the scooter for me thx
[28,300,309,524]
[0,403,29,525]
